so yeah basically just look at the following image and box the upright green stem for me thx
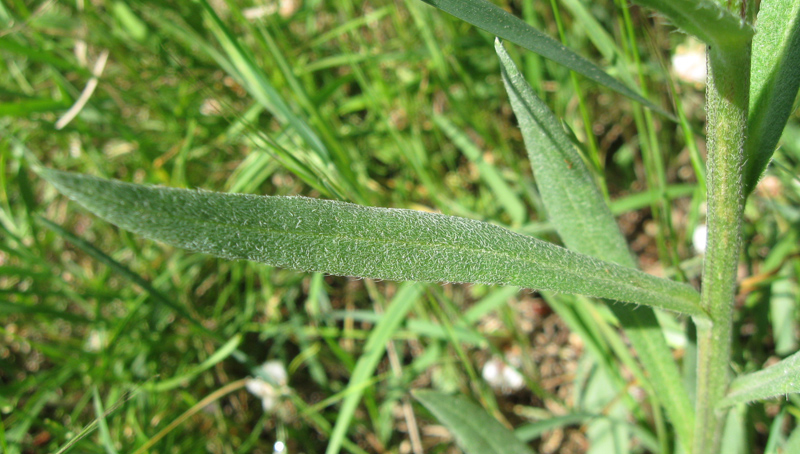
[693,45,750,454]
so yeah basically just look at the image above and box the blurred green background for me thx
[2,0,799,452]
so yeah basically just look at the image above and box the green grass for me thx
[2,0,800,453]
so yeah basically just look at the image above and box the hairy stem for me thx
[693,45,750,454]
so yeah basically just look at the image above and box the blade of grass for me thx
[52,385,141,454]
[785,422,800,453]
[417,0,674,119]
[514,413,594,442]
[615,2,682,274]
[130,379,248,454]
[149,13,338,198]
[770,264,798,356]
[496,39,695,449]
[246,14,364,200]
[195,0,355,201]
[147,334,242,392]
[547,0,607,198]
[326,282,424,454]
[39,168,705,317]
[412,390,535,454]
[91,387,119,454]
[36,216,252,366]
[764,409,788,454]
[743,0,800,195]
[434,115,527,225]
[609,184,696,215]
[559,0,621,64]
[718,405,747,454]
[0,97,72,116]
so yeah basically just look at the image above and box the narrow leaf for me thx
[327,283,424,454]
[434,115,527,225]
[497,39,696,449]
[743,0,800,195]
[785,422,800,453]
[418,0,672,118]
[40,168,705,317]
[496,39,632,266]
[631,0,753,49]
[412,390,534,454]
[515,413,594,442]
[718,350,800,408]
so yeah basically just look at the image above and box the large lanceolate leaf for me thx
[496,40,696,449]
[744,0,800,196]
[717,351,800,409]
[40,168,704,317]
[495,39,632,266]
[417,0,671,118]
[412,390,534,454]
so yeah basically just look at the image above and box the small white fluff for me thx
[672,40,706,85]
[693,224,708,254]
[482,357,525,393]
[246,360,288,411]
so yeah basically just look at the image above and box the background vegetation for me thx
[2,0,799,452]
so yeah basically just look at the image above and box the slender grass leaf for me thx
[717,350,800,408]
[497,39,696,449]
[719,405,747,454]
[197,0,328,160]
[514,413,594,442]
[631,0,753,50]
[743,0,800,195]
[609,184,696,215]
[36,217,252,364]
[418,0,673,119]
[0,97,71,116]
[412,390,534,454]
[92,387,119,454]
[559,0,621,63]
[434,115,527,225]
[764,409,788,454]
[785,423,800,453]
[462,286,520,324]
[0,37,92,76]
[327,283,424,454]
[148,335,242,392]
[770,264,798,355]
[39,168,705,317]
[148,12,340,198]
[334,309,488,345]
[196,0,356,200]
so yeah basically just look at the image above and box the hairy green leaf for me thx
[496,39,632,266]
[744,0,800,195]
[418,0,672,118]
[412,390,534,454]
[717,351,800,408]
[496,39,696,449]
[631,0,753,49]
[40,168,704,317]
